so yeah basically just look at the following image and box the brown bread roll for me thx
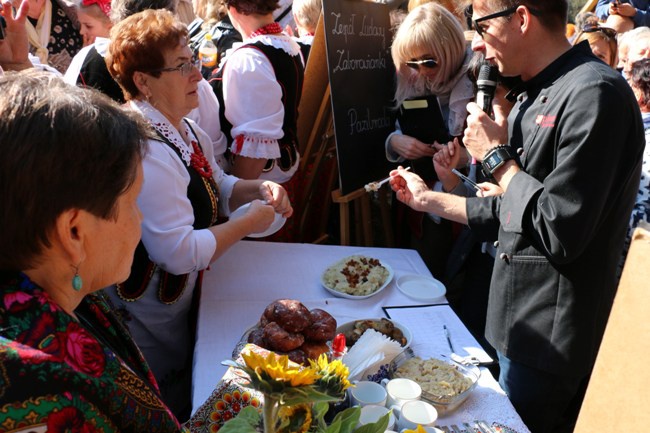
[303,309,337,342]
[300,341,330,360]
[263,321,305,352]
[261,299,312,333]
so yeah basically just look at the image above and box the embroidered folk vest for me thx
[210,41,304,171]
[117,122,219,304]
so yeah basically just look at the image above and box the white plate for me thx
[321,257,394,300]
[230,202,286,238]
[396,274,446,302]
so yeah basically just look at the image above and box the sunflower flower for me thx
[222,345,388,433]
[311,354,352,397]
[242,351,320,388]
[277,404,312,433]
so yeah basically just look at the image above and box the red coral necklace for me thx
[250,22,283,38]
[190,141,213,178]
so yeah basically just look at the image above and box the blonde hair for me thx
[391,2,466,103]
[292,0,321,34]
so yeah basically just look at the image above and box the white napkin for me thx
[343,329,404,382]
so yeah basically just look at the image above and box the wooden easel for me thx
[295,15,338,244]
[296,14,394,247]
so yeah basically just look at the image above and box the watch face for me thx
[485,153,499,170]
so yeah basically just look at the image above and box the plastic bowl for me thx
[388,349,480,415]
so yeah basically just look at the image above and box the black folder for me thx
[397,95,450,179]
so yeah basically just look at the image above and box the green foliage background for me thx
[568,0,591,23]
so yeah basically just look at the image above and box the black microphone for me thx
[476,63,498,117]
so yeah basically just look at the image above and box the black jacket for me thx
[466,42,645,378]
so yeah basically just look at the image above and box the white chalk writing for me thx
[359,15,386,49]
[330,12,356,43]
[332,49,387,73]
[348,107,392,135]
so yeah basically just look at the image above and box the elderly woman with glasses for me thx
[573,25,618,69]
[385,2,475,278]
[105,9,292,420]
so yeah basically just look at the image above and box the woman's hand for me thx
[389,165,431,212]
[389,134,436,160]
[260,181,293,218]
[609,1,619,15]
[243,199,276,234]
[433,138,462,192]
[613,2,636,16]
[476,182,503,197]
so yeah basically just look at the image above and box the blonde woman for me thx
[386,2,474,278]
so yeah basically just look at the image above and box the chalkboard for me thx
[322,0,396,195]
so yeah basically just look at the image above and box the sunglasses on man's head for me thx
[581,25,617,39]
[405,58,438,70]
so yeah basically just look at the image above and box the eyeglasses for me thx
[581,25,617,39]
[466,4,542,38]
[405,58,438,70]
[149,59,199,77]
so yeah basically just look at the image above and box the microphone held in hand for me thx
[476,63,498,117]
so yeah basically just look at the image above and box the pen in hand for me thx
[451,168,482,193]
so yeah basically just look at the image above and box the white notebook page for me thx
[384,304,494,364]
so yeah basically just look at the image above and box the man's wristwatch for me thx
[481,144,519,176]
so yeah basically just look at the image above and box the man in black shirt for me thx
[390,1,645,431]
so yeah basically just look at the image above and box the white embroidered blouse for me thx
[221,33,303,183]
[130,100,238,275]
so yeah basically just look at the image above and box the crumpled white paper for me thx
[342,329,404,382]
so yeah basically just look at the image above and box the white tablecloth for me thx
[192,241,530,432]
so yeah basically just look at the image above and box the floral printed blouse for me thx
[0,271,188,432]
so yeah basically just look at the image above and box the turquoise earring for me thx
[72,266,82,291]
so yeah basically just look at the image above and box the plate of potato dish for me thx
[321,255,393,299]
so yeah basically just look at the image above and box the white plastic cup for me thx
[357,404,395,430]
[392,400,438,431]
[381,377,422,408]
[350,381,388,407]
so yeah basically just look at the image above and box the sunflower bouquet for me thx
[220,348,390,433]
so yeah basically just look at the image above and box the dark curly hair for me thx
[225,0,279,16]
[630,58,650,108]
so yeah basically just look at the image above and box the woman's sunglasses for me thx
[581,25,617,39]
[405,58,438,70]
